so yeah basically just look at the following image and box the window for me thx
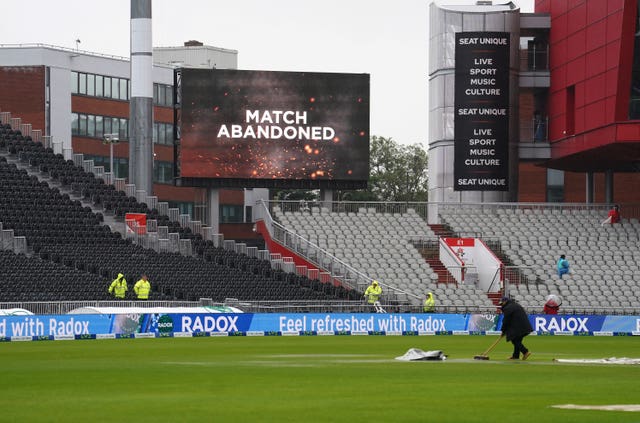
[165,124,173,144]
[157,84,166,105]
[71,112,129,140]
[87,74,95,96]
[71,113,79,135]
[220,205,244,223]
[164,85,173,106]
[78,73,87,95]
[71,71,79,94]
[120,118,128,139]
[119,78,128,100]
[546,169,564,202]
[112,118,120,138]
[153,83,173,106]
[87,115,96,137]
[95,116,103,139]
[79,114,87,135]
[84,155,129,179]
[153,161,174,184]
[95,75,103,97]
[168,202,194,217]
[110,78,119,99]
[103,115,112,135]
[104,77,112,98]
[153,122,174,145]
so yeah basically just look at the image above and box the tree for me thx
[277,136,429,202]
[272,189,319,201]
[341,136,428,202]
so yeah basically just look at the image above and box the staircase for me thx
[417,223,458,286]
[429,224,455,238]
[430,222,504,306]
[487,291,504,306]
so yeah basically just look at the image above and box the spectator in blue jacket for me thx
[557,255,570,279]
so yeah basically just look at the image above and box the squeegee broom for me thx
[473,334,504,360]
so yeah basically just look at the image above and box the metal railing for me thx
[520,117,548,142]
[255,200,423,306]
[519,44,549,72]
[2,300,637,316]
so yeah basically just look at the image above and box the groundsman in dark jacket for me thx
[500,297,533,360]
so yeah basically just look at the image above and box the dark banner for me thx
[178,69,369,185]
[454,32,510,191]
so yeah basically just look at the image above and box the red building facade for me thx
[533,0,640,204]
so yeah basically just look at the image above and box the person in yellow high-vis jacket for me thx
[108,273,128,299]
[423,292,436,313]
[364,280,385,312]
[364,280,382,304]
[134,274,151,300]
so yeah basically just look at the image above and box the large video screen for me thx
[177,68,370,188]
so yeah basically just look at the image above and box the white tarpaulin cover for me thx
[395,348,447,361]
[553,357,640,365]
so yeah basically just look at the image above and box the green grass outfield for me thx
[1,335,639,423]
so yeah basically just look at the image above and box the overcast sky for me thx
[1,0,533,147]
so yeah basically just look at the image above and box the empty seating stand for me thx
[440,206,640,314]
[0,125,345,304]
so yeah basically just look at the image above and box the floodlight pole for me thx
[103,133,120,182]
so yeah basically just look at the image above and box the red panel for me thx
[584,74,606,105]
[574,80,585,109]
[583,101,607,131]
[605,40,622,70]
[549,63,567,93]
[616,123,640,140]
[549,90,566,119]
[566,31,586,62]
[566,57,586,87]
[535,0,551,13]
[607,0,625,13]
[605,97,618,123]
[585,47,606,79]
[549,115,565,140]
[550,39,568,71]
[574,105,586,133]
[255,221,319,274]
[585,20,606,51]
[604,68,619,97]
[582,125,616,148]
[550,1,568,15]
[586,0,607,24]
[614,0,637,121]
[567,2,587,35]
[567,0,584,10]
[551,13,568,40]
[606,11,623,43]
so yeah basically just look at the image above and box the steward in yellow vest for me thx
[109,273,128,299]
[134,274,151,300]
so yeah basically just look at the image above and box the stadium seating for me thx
[272,205,498,311]
[3,116,637,314]
[439,206,640,313]
[0,123,350,305]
